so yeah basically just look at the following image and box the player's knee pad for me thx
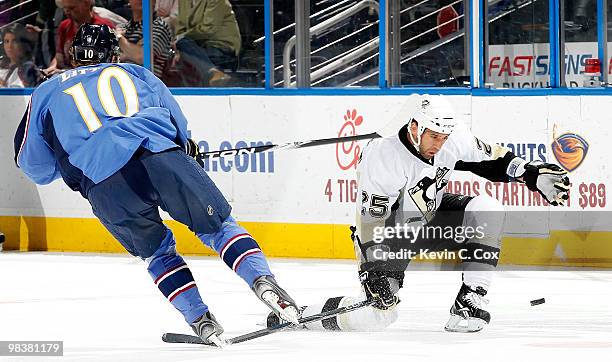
[458,196,503,269]
[303,296,399,332]
[143,229,177,260]
[463,195,505,248]
[465,194,505,215]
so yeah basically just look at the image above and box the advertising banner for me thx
[487,42,610,88]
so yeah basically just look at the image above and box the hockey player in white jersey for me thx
[269,96,570,333]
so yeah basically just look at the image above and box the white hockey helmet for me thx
[409,95,457,147]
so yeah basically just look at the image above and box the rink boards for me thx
[1,94,611,267]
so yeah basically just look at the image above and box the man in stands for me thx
[45,0,115,75]
[175,0,241,86]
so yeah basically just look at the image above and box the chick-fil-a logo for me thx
[336,109,363,170]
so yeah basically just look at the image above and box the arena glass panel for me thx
[485,0,551,89]
[273,1,380,88]
[162,0,264,88]
[271,0,297,88]
[560,0,599,87]
[397,0,469,87]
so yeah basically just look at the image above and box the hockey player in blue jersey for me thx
[13,24,299,346]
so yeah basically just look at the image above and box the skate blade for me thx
[444,315,487,333]
[207,334,227,348]
[261,291,299,325]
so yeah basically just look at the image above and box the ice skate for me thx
[444,283,491,333]
[190,311,225,347]
[252,275,300,324]
[265,306,306,328]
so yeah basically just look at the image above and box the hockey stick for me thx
[162,299,376,346]
[198,132,380,160]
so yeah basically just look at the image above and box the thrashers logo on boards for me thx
[551,129,589,172]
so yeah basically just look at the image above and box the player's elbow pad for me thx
[505,156,528,179]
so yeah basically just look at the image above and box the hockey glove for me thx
[184,138,204,167]
[185,138,199,158]
[523,161,570,206]
[359,270,403,310]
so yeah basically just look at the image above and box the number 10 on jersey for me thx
[63,66,139,132]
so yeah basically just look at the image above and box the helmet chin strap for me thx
[408,121,423,149]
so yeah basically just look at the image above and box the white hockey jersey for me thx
[356,123,515,239]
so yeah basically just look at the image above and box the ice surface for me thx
[0,252,611,361]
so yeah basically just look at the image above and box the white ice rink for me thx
[1,252,611,362]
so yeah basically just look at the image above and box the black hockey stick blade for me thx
[198,132,380,160]
[162,299,376,346]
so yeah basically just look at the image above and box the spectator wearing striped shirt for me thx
[116,0,173,78]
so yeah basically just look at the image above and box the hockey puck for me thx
[530,298,545,306]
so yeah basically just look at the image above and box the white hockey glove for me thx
[522,161,570,206]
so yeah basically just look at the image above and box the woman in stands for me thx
[0,23,41,88]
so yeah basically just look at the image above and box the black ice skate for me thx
[252,275,300,324]
[444,283,491,333]
[191,311,225,347]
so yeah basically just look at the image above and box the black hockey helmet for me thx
[71,24,120,66]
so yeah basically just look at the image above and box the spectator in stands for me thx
[0,24,41,87]
[49,0,127,28]
[93,5,127,27]
[156,0,178,31]
[95,0,132,20]
[175,0,241,87]
[44,0,115,75]
[117,0,173,78]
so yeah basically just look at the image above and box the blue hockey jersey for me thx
[14,63,190,188]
